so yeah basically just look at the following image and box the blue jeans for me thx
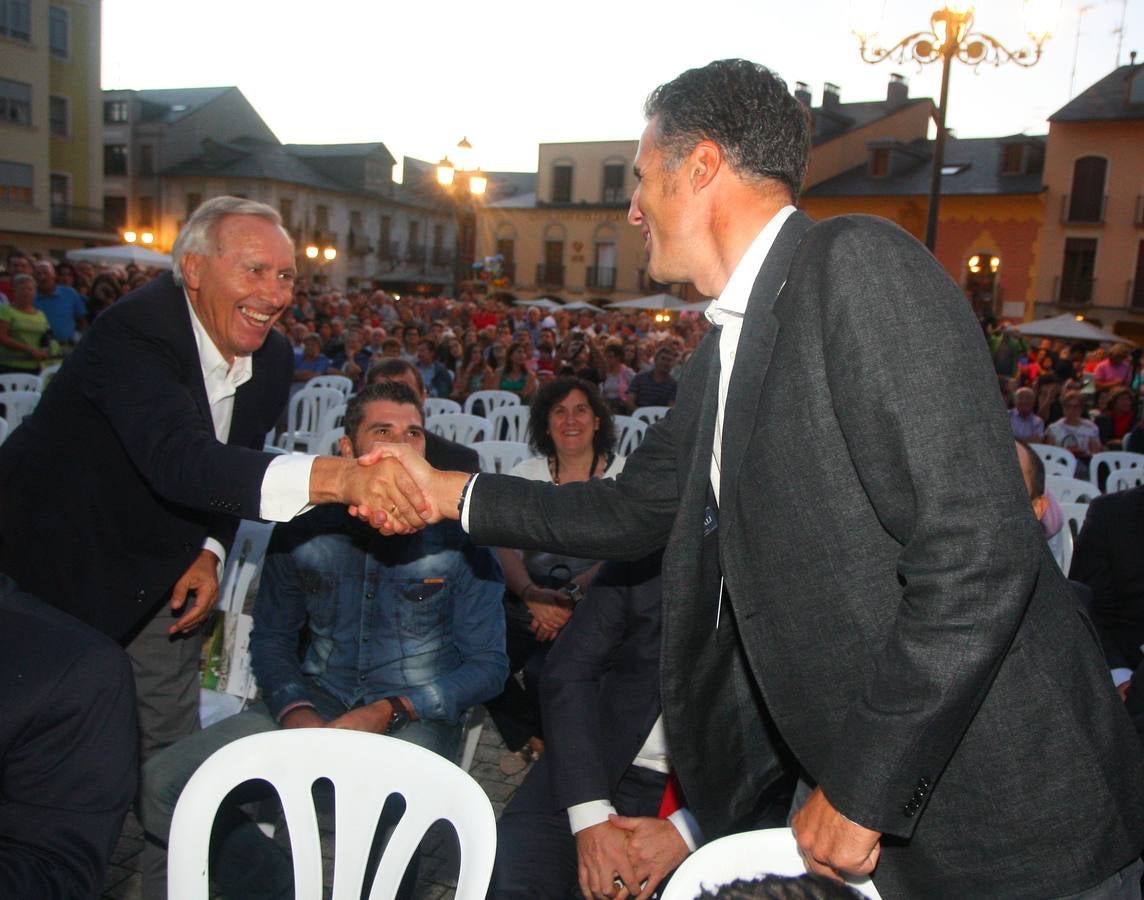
[138,683,460,900]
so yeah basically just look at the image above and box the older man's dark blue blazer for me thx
[0,273,292,641]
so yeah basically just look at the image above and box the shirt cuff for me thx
[460,473,480,532]
[1112,667,1134,687]
[260,453,316,522]
[668,808,702,853]
[201,537,226,574]
[567,800,617,835]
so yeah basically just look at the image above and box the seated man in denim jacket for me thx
[138,381,506,900]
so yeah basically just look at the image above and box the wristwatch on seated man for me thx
[384,696,412,733]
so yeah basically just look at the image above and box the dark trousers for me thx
[491,757,666,900]
[484,595,551,751]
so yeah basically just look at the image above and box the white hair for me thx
[171,196,290,285]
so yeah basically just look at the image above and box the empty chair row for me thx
[1030,444,1144,489]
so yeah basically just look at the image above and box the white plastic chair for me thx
[660,827,881,900]
[316,402,348,440]
[632,405,669,426]
[1028,443,1077,478]
[0,416,8,445]
[38,362,61,385]
[488,405,532,442]
[1048,518,1075,575]
[314,426,346,457]
[1059,502,1089,541]
[1106,468,1144,493]
[1045,475,1100,504]
[424,397,462,418]
[307,374,354,398]
[463,389,519,418]
[1089,451,1144,488]
[425,413,490,445]
[167,729,496,900]
[474,441,532,474]
[0,389,39,430]
[0,372,42,393]
[613,415,647,455]
[277,387,345,452]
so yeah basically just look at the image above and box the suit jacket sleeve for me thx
[808,217,1046,836]
[78,301,284,522]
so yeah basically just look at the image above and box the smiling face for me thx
[547,388,600,457]
[628,119,695,285]
[181,215,296,363]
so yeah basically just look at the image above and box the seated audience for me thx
[293,332,331,383]
[1094,386,1138,450]
[0,575,137,899]
[625,344,679,410]
[1045,389,1102,478]
[137,383,507,899]
[488,377,623,775]
[414,337,453,398]
[489,340,537,402]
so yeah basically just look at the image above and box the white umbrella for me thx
[1013,314,1129,345]
[513,297,562,310]
[66,244,174,269]
[607,292,700,311]
[560,301,602,312]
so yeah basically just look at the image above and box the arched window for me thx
[1067,156,1107,223]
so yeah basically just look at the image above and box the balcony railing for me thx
[406,244,426,264]
[347,230,371,257]
[586,266,617,291]
[431,247,452,267]
[1054,274,1096,307]
[536,263,565,287]
[377,240,400,261]
[1060,193,1107,225]
[51,205,113,232]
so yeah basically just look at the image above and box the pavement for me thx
[100,718,529,900]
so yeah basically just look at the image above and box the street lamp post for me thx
[437,137,488,293]
[855,2,1053,251]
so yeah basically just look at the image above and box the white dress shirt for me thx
[186,295,314,567]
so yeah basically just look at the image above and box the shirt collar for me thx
[184,290,252,389]
[706,204,797,326]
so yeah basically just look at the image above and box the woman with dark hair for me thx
[452,341,488,405]
[1095,386,1138,449]
[86,273,122,321]
[488,377,623,774]
[488,340,537,402]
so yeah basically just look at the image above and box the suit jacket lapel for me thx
[164,283,215,433]
[720,212,814,525]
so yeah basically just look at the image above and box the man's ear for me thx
[339,435,355,459]
[689,141,722,192]
[181,254,203,291]
[1032,494,1049,523]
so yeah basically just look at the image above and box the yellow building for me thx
[0,0,112,259]
[1032,61,1144,341]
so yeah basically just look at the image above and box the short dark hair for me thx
[698,874,865,900]
[644,59,810,202]
[366,357,425,395]
[343,381,423,442]
[529,376,614,458]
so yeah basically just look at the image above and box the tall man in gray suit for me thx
[360,60,1144,898]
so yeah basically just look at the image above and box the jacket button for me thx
[135,589,146,602]
[918,777,930,789]
[903,802,917,817]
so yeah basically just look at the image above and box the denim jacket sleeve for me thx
[402,541,507,723]
[250,527,315,721]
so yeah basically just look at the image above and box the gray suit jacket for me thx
[469,213,1144,897]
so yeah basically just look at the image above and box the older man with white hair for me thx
[0,195,426,892]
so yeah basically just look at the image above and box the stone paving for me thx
[100,719,529,900]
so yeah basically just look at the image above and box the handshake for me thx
[331,443,472,535]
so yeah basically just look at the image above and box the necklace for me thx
[549,451,602,486]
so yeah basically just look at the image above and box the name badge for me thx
[703,505,718,537]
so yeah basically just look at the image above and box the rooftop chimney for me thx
[822,82,841,109]
[794,81,812,107]
[887,73,908,107]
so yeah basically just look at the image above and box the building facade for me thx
[0,0,113,258]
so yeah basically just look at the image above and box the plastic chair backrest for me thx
[0,389,40,430]
[316,402,348,439]
[1106,468,1144,493]
[1028,443,1077,477]
[488,406,531,442]
[660,827,881,900]
[279,387,345,451]
[474,441,532,474]
[167,729,496,900]
[38,362,61,385]
[632,405,669,426]
[315,427,346,457]
[0,373,42,393]
[1045,475,1100,504]
[1089,451,1144,488]
[307,375,354,397]
[424,413,490,445]
[463,390,519,418]
[1059,502,1090,541]
[424,398,462,418]
[1049,519,1075,575]
[0,416,8,446]
[613,415,647,455]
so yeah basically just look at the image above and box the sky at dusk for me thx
[101,0,1142,176]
